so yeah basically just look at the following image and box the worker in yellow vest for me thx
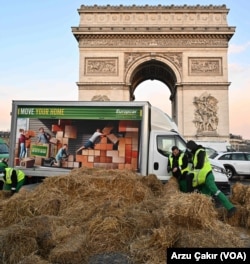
[168,146,190,192]
[186,140,236,218]
[0,167,25,195]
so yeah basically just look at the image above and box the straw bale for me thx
[0,190,12,200]
[0,224,38,263]
[0,187,67,228]
[230,182,248,205]
[17,253,51,264]
[85,214,133,254]
[244,186,250,210]
[139,174,164,197]
[246,215,250,229]
[164,192,218,229]
[216,205,249,228]
[49,233,88,264]
[125,198,168,235]
[174,220,245,248]
[162,176,180,196]
[130,226,179,264]
[22,215,66,258]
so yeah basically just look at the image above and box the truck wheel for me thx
[225,166,234,180]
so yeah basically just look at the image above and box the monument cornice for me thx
[74,33,233,38]
[72,26,235,34]
[75,33,231,48]
[78,4,229,12]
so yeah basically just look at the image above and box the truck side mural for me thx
[13,103,144,172]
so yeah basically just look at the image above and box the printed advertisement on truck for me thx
[11,102,145,175]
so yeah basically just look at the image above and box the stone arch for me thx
[72,4,235,141]
[124,54,181,103]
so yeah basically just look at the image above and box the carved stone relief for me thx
[124,52,182,72]
[79,6,228,27]
[189,57,222,76]
[79,37,228,48]
[85,58,118,75]
[91,95,110,101]
[193,92,219,134]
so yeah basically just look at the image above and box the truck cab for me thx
[148,130,230,194]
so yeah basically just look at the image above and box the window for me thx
[245,153,250,161]
[232,153,245,161]
[157,135,186,157]
[218,154,231,160]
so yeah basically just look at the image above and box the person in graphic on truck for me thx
[168,146,190,192]
[18,128,27,159]
[0,167,25,195]
[36,127,51,144]
[53,144,69,167]
[186,140,237,218]
[76,128,104,153]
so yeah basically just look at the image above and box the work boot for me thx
[227,207,237,218]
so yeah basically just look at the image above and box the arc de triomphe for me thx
[72,5,235,142]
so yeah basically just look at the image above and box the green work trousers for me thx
[179,172,234,211]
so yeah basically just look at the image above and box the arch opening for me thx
[134,80,171,116]
[130,60,177,117]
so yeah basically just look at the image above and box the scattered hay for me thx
[0,224,38,263]
[18,253,50,264]
[0,167,249,263]
[130,226,179,264]
[174,219,245,248]
[48,233,88,264]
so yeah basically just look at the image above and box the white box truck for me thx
[8,100,230,194]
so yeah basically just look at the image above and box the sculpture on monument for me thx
[193,92,219,134]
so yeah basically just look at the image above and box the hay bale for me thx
[140,174,164,197]
[162,176,180,196]
[0,190,12,200]
[230,182,248,205]
[130,226,179,264]
[0,187,67,228]
[174,220,245,248]
[18,253,50,264]
[164,192,218,229]
[0,225,38,263]
[216,205,249,228]
[23,215,66,258]
[125,202,162,236]
[244,186,250,211]
[49,233,88,264]
[85,214,133,254]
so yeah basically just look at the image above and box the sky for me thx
[1,0,250,139]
